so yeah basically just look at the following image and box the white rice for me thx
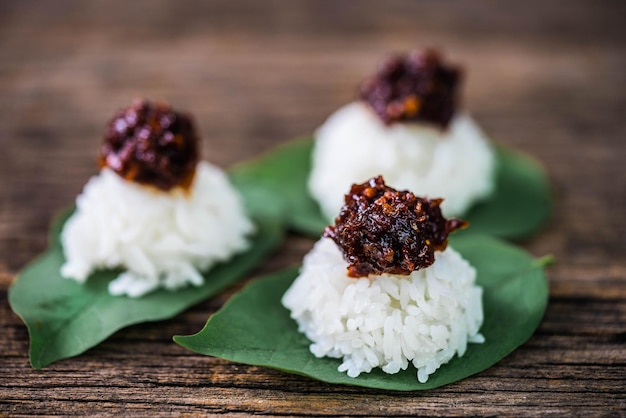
[308,102,496,219]
[282,237,484,383]
[60,161,254,298]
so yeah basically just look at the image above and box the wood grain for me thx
[1,0,625,415]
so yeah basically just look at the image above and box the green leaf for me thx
[229,137,552,240]
[8,210,283,369]
[460,146,553,240]
[229,138,327,235]
[174,234,550,391]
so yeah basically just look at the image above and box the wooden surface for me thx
[1,0,625,415]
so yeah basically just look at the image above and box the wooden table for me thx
[1,1,624,415]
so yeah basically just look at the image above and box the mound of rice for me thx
[308,102,496,219]
[282,237,484,383]
[61,161,254,298]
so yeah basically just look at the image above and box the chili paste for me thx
[358,49,461,128]
[324,176,467,278]
[99,99,199,191]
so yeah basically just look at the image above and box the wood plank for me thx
[1,0,625,415]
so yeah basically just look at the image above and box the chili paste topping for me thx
[358,49,461,128]
[99,99,199,191]
[324,176,468,278]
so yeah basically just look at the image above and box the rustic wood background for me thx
[1,0,624,415]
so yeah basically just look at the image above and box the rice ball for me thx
[285,176,484,383]
[308,102,495,219]
[60,99,253,297]
[282,237,484,383]
[60,161,253,297]
[308,50,495,219]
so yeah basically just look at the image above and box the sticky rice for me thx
[282,237,484,383]
[308,102,495,219]
[61,161,254,297]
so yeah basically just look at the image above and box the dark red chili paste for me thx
[358,49,461,128]
[98,99,199,191]
[324,176,467,278]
